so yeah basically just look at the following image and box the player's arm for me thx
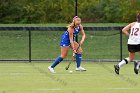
[122,23,131,36]
[80,24,86,45]
[68,27,76,53]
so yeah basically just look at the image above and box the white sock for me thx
[136,62,140,69]
[118,57,130,68]
[125,57,130,61]
[118,60,126,68]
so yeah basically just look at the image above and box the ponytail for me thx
[137,13,140,22]
[68,16,79,28]
[68,21,75,28]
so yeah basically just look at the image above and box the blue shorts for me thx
[59,31,71,47]
[60,40,70,47]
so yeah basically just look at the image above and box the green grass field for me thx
[0,62,139,93]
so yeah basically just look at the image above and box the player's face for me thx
[75,18,81,26]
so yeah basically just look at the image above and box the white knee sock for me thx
[136,61,140,69]
[118,57,130,68]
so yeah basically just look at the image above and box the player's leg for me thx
[51,47,69,68]
[134,61,139,74]
[119,53,134,67]
[133,44,140,74]
[114,53,134,74]
[138,51,140,69]
[48,47,69,73]
[134,51,140,74]
[73,42,86,71]
[114,44,136,74]
[136,51,140,69]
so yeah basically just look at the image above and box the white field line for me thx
[107,88,140,90]
[0,72,95,76]
[1,88,140,92]
[35,87,140,91]
[0,71,137,76]
[0,87,140,92]
[0,66,96,68]
[0,66,32,68]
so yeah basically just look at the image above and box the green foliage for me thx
[0,0,140,23]
[80,0,140,23]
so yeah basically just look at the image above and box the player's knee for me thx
[128,56,134,61]
[129,53,135,61]
[77,51,82,54]
[124,57,133,64]
[129,57,134,61]
[61,54,67,59]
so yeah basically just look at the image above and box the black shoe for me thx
[134,61,139,74]
[114,64,120,75]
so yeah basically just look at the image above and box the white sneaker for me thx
[48,66,56,73]
[76,66,86,71]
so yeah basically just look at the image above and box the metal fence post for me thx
[28,29,31,62]
[120,30,122,61]
[75,0,78,42]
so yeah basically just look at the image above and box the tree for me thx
[0,0,140,23]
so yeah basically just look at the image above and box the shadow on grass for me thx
[95,62,138,87]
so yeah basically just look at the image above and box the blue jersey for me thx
[60,26,81,47]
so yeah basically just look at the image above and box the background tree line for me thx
[0,0,140,23]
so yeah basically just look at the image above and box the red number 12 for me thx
[131,28,139,36]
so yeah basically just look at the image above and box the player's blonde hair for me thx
[68,16,79,28]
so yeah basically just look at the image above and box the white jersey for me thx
[128,22,140,45]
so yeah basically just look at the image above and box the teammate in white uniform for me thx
[114,13,140,75]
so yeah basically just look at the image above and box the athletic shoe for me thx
[114,64,120,75]
[48,66,56,73]
[134,61,139,74]
[76,67,86,71]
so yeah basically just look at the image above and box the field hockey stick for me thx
[65,44,80,70]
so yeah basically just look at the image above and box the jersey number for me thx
[131,28,139,36]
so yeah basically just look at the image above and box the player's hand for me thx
[80,40,84,45]
[73,49,77,54]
